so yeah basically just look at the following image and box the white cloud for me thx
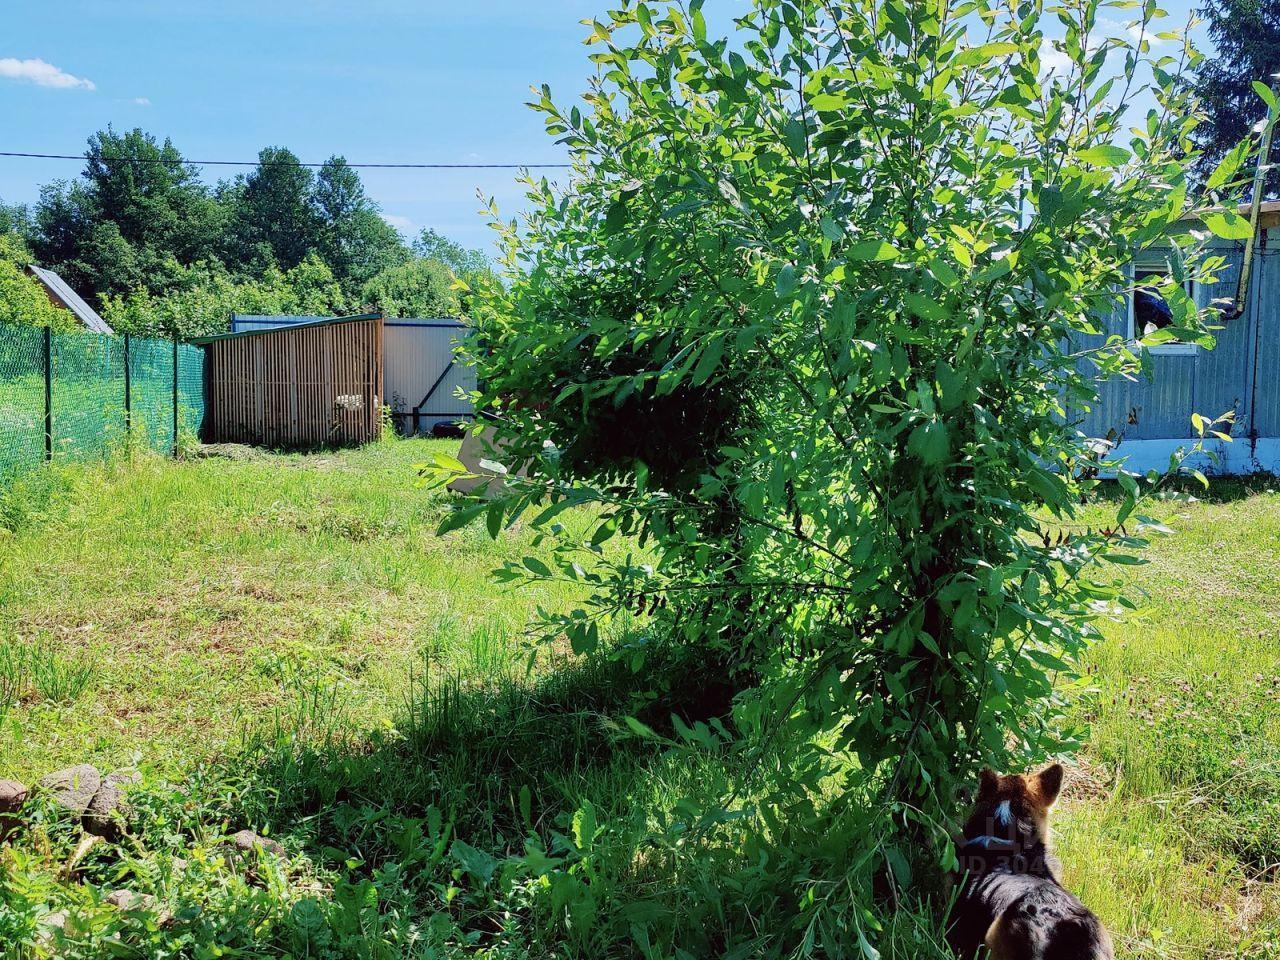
[0,57,95,90]
[381,213,413,231]
[131,97,151,106]
[1039,39,1073,78]
[1127,23,1171,47]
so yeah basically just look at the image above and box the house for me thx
[24,264,113,334]
[1075,201,1280,475]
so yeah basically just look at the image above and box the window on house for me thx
[1129,261,1196,355]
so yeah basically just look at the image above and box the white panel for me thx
[382,321,477,434]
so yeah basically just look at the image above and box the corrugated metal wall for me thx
[231,315,476,435]
[1074,238,1261,444]
[203,317,383,447]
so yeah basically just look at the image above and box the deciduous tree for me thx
[28,128,223,300]
[313,157,409,294]
[1193,0,1280,194]
[445,2,1241,948]
[361,257,459,318]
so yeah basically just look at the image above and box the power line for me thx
[0,151,573,170]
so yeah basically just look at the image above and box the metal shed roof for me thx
[191,312,383,345]
[230,313,466,331]
[25,265,113,334]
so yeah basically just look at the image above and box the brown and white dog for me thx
[947,764,1114,960]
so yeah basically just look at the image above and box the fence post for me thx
[172,335,179,458]
[43,325,52,462]
[123,332,132,439]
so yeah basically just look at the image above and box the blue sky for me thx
[1,1,1208,257]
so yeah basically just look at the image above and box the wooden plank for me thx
[201,317,384,447]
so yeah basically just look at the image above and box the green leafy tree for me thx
[104,254,347,339]
[0,199,32,238]
[414,228,494,314]
[1193,0,1280,194]
[413,228,490,276]
[361,257,459,318]
[29,128,223,300]
[228,147,322,273]
[313,157,410,295]
[447,1,1240,949]
[0,233,75,330]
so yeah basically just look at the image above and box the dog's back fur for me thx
[947,764,1114,960]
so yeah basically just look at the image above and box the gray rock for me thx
[104,889,154,910]
[38,910,68,941]
[39,765,101,817]
[230,829,285,858]
[0,779,26,842]
[0,779,26,813]
[83,770,138,838]
[105,888,172,926]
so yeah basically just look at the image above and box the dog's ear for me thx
[1035,763,1064,807]
[977,768,1000,802]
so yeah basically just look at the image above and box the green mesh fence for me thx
[0,325,47,478]
[0,321,205,481]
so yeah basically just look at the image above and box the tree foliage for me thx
[2,128,489,334]
[229,147,323,274]
[448,0,1237,946]
[102,255,346,339]
[314,157,411,293]
[29,128,224,301]
[361,256,461,318]
[1193,0,1280,195]
[0,234,75,331]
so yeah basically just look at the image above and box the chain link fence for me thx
[0,321,205,480]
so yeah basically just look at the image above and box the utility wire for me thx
[0,151,573,169]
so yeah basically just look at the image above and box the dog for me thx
[946,763,1114,960]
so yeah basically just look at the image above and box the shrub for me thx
[361,257,459,319]
[450,0,1245,949]
[0,233,76,331]
[102,255,348,339]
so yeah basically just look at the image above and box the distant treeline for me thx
[0,127,490,339]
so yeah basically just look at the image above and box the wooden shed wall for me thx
[203,318,383,447]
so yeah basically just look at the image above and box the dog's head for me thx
[960,763,1064,847]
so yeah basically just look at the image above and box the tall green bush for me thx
[0,233,75,330]
[361,257,460,318]
[102,255,347,339]
[450,0,1248,937]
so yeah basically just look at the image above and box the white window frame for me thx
[1127,255,1198,356]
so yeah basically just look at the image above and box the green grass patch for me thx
[0,440,593,779]
[0,448,1278,957]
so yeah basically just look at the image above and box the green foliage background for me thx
[1192,0,1280,195]
[0,129,489,338]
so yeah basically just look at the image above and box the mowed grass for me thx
[1058,482,1280,957]
[0,439,591,780]
[1,446,1278,956]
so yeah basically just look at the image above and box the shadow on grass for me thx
[209,643,964,960]
[1091,471,1280,505]
[233,641,746,872]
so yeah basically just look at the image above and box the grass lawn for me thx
[0,439,591,778]
[0,441,1277,957]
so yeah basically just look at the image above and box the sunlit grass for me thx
[0,439,593,779]
[1057,482,1280,957]
[1,448,1278,955]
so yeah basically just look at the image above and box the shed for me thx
[229,314,475,435]
[1075,201,1280,475]
[25,265,113,334]
[193,314,383,448]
